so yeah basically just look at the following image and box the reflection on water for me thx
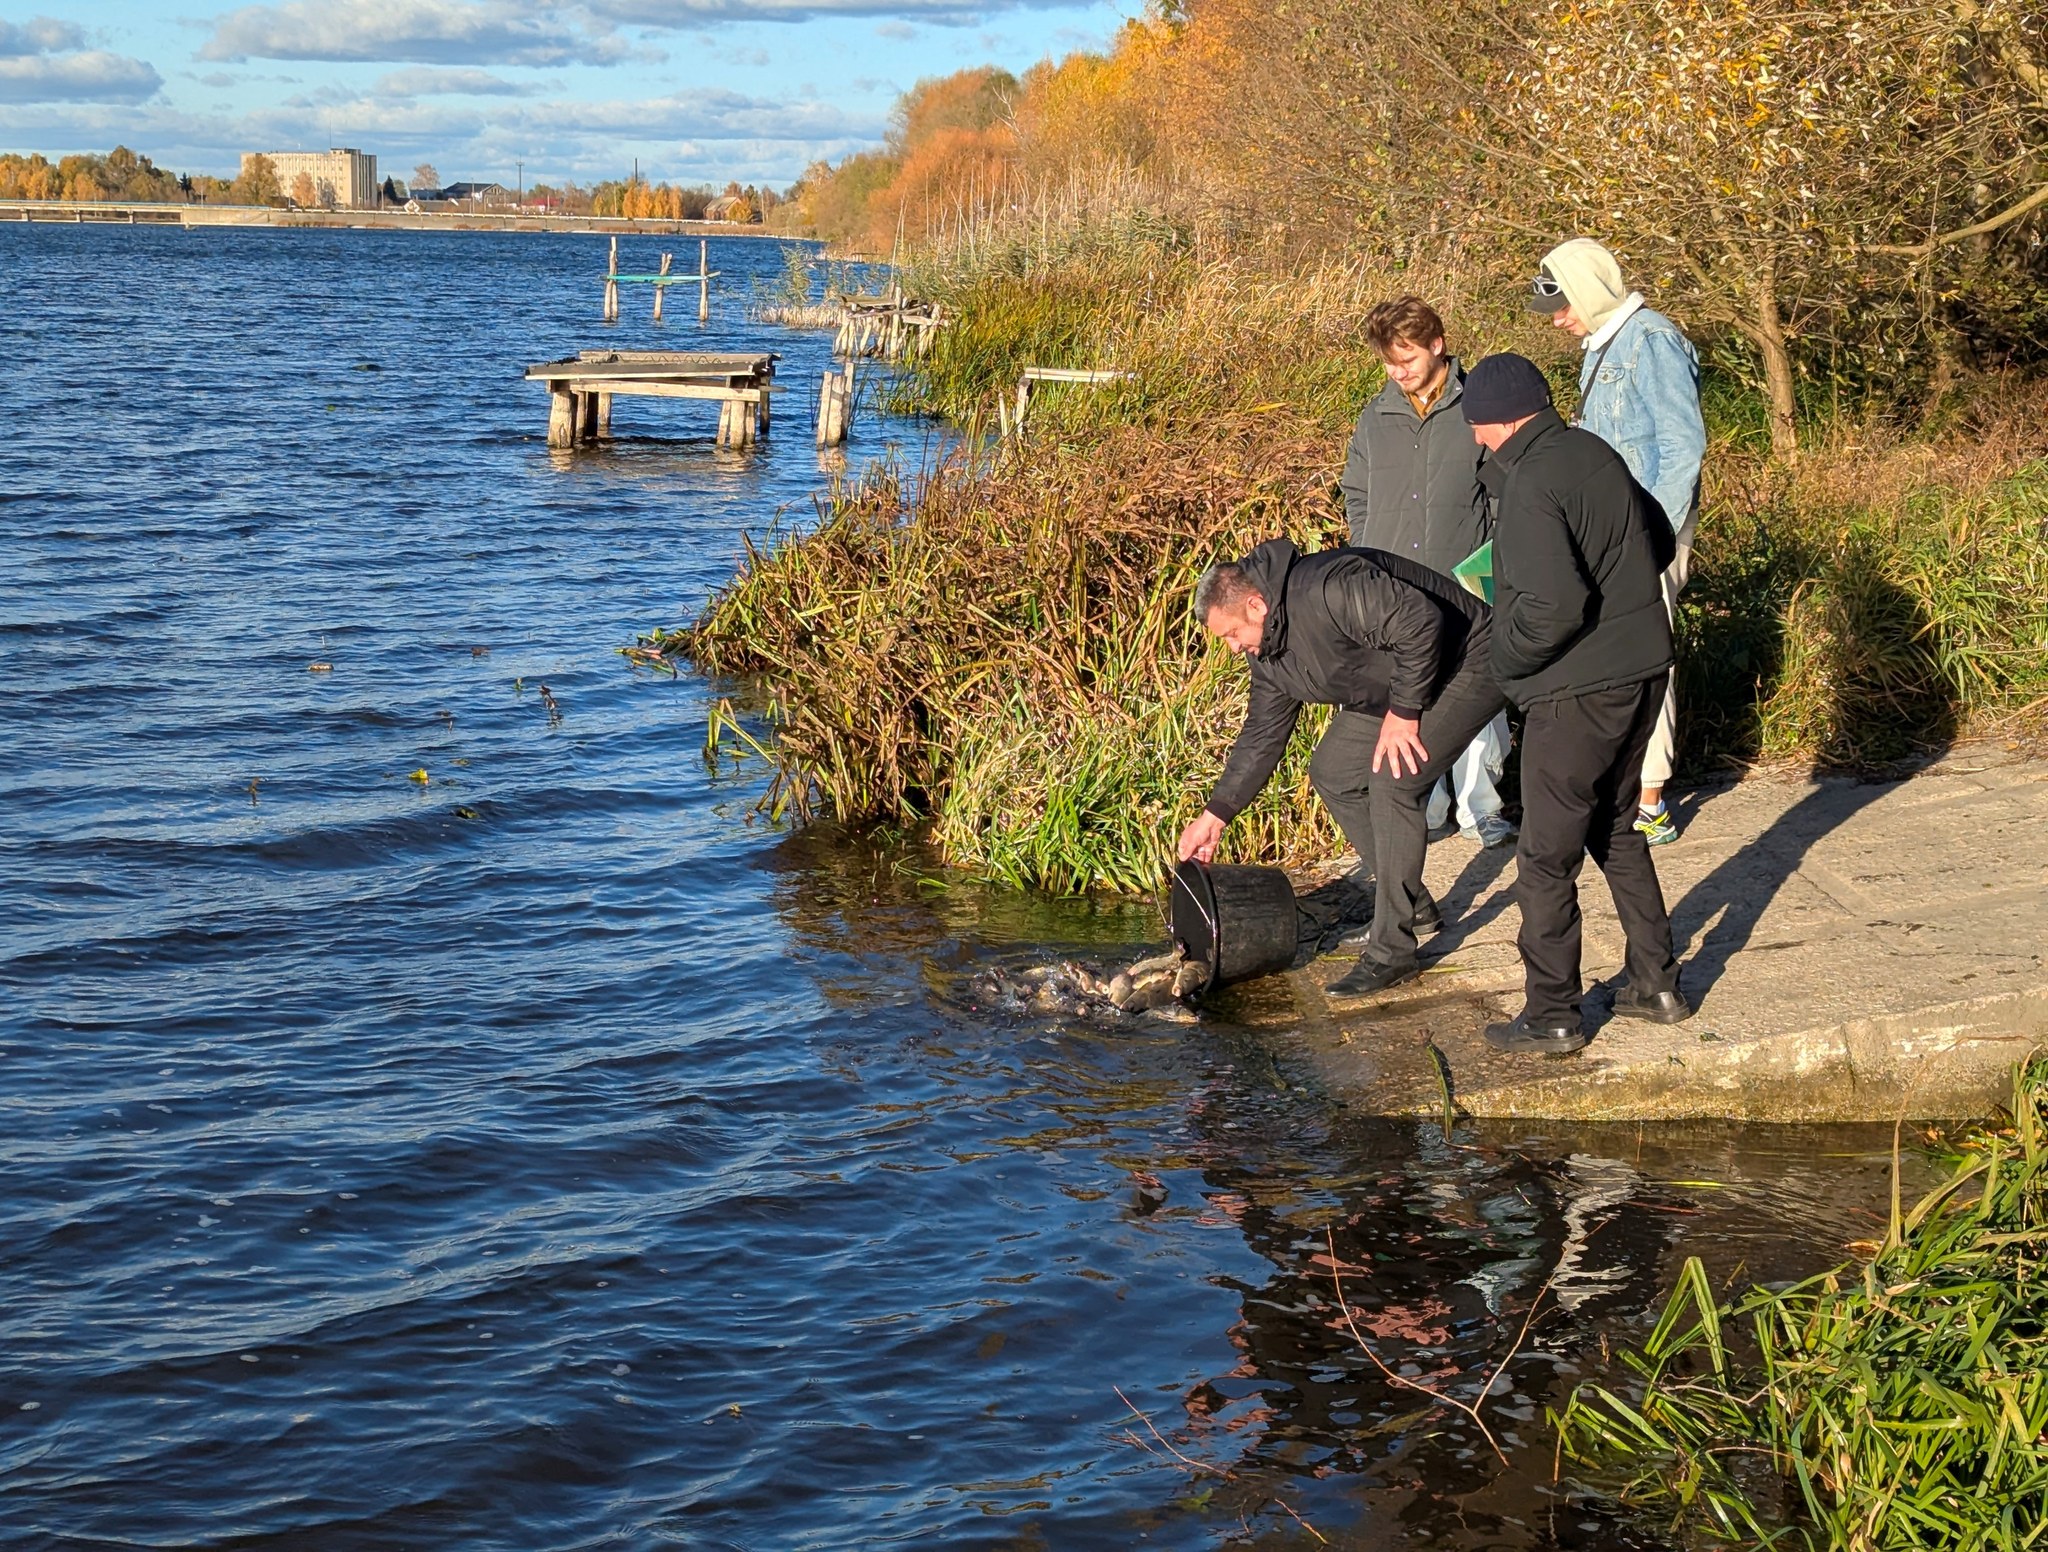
[0,225,1910,1549]
[764,829,1911,1548]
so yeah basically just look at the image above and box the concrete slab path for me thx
[1256,743,2048,1121]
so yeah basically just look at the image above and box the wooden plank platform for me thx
[527,350,779,448]
[1007,365,1133,436]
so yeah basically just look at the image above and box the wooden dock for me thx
[525,350,779,448]
[833,294,946,361]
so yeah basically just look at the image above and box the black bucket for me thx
[1169,860,1299,989]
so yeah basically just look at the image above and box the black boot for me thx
[1336,894,1442,953]
[1483,1015,1588,1056]
[1611,985,1691,1024]
[1327,955,1420,997]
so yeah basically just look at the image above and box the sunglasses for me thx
[1530,272,1565,297]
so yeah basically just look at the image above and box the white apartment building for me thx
[244,148,379,209]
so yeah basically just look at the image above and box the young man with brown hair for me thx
[1340,295,1514,851]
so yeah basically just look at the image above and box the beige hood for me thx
[1539,238,1631,332]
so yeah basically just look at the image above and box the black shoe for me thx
[1335,896,1442,953]
[1327,955,1421,996]
[1611,985,1692,1024]
[1483,1016,1588,1056]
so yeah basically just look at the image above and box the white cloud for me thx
[0,51,161,104]
[373,65,538,96]
[0,16,85,55]
[200,0,632,66]
[873,20,916,40]
[0,78,886,184]
[591,0,1003,22]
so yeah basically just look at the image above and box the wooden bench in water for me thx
[526,350,779,448]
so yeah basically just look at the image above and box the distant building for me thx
[441,182,516,207]
[246,148,378,209]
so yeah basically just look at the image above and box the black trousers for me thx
[1308,654,1508,969]
[1515,674,1679,1026]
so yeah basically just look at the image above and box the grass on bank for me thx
[1555,1060,2048,1551]
[663,249,2048,893]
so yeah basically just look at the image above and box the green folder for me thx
[1452,540,1493,605]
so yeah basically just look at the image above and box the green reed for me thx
[1555,1059,2048,1551]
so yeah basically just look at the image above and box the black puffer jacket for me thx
[1204,539,1492,822]
[1339,359,1491,578]
[1480,409,1678,706]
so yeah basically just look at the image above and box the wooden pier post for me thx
[596,392,613,439]
[698,240,710,323]
[652,251,672,322]
[548,389,576,448]
[603,236,619,322]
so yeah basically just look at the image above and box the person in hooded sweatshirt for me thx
[1175,539,1506,997]
[1461,353,1690,1055]
[1338,294,1515,852]
[1530,238,1707,847]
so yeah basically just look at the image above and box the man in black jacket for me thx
[1176,538,1507,994]
[1462,353,1690,1054]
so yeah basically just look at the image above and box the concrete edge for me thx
[1443,984,2048,1122]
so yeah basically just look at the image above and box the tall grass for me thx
[1556,1060,2048,1550]
[685,415,1352,892]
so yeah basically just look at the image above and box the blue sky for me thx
[1,0,1136,187]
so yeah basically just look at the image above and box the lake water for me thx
[0,225,1904,1549]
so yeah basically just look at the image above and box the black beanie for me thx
[1461,353,1553,424]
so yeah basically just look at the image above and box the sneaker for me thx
[1634,803,1678,846]
[1464,814,1517,849]
[1328,955,1420,997]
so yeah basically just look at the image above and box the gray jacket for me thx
[1339,359,1490,579]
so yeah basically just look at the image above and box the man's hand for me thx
[1178,810,1226,864]
[1371,713,1429,779]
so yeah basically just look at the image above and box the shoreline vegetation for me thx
[657,0,2048,895]
[1556,1058,2048,1549]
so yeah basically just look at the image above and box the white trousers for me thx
[1426,711,1511,830]
[1640,515,1697,789]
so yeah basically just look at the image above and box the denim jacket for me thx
[1575,302,1706,533]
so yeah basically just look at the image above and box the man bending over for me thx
[1177,539,1507,996]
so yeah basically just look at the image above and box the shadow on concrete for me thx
[1423,841,1517,960]
[1667,554,1958,1010]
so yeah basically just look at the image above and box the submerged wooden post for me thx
[698,239,710,323]
[652,251,672,322]
[603,236,619,322]
[548,389,576,448]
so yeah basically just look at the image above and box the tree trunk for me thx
[1751,266,1800,458]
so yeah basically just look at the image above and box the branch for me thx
[1953,0,2048,107]
[1866,182,2048,259]
[1324,1226,1554,1468]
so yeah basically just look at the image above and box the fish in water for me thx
[966,948,1208,1020]
[1106,949,1208,1012]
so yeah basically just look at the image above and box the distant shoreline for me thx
[0,198,795,238]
